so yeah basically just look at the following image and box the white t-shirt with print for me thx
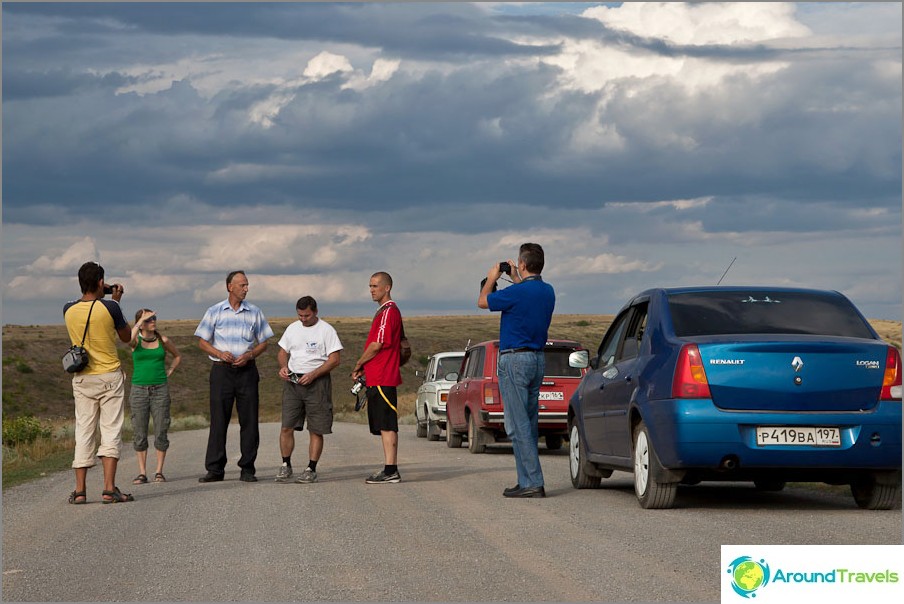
[278,318,343,374]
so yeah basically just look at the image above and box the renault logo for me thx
[791,356,804,372]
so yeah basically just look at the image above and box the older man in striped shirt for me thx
[195,270,274,483]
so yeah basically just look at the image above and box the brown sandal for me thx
[154,472,166,483]
[102,487,134,504]
[132,474,148,485]
[68,490,87,505]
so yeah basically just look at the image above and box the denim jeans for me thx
[497,350,545,489]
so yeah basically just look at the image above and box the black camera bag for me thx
[62,300,96,373]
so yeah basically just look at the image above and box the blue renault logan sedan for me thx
[567,286,902,509]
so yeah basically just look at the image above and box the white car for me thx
[415,351,465,441]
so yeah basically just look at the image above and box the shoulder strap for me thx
[79,300,97,346]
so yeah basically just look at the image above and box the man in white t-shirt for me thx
[275,296,343,483]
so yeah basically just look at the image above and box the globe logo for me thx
[726,556,771,598]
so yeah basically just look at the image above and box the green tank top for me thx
[131,335,167,386]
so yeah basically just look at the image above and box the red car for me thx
[446,339,588,453]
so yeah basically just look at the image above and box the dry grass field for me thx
[3,314,900,424]
[2,314,614,424]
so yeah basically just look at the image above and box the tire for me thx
[753,480,786,492]
[633,421,678,509]
[569,421,603,489]
[416,406,428,438]
[427,416,441,442]
[467,414,487,454]
[851,474,902,510]
[447,425,463,448]
[545,434,564,451]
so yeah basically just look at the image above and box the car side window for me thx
[597,311,630,369]
[427,358,437,382]
[470,347,485,378]
[617,303,648,362]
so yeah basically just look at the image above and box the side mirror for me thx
[569,350,590,369]
[445,372,459,382]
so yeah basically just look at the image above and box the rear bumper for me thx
[480,410,568,428]
[642,399,902,470]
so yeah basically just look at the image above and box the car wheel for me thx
[633,421,678,509]
[545,434,564,451]
[447,425,463,448]
[416,406,428,438]
[753,480,786,492]
[850,474,902,510]
[427,415,441,442]
[467,414,487,454]
[569,421,603,489]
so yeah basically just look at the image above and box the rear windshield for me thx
[668,291,875,338]
[544,347,584,377]
[435,355,464,379]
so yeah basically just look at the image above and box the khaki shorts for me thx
[281,374,333,435]
[71,370,125,468]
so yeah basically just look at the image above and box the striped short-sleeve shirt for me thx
[194,299,274,361]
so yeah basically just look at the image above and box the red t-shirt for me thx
[364,301,402,387]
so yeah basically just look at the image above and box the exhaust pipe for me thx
[719,455,739,471]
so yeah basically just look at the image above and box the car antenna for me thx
[717,256,737,285]
[465,338,471,350]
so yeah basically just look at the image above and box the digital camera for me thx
[350,375,366,395]
[498,262,512,275]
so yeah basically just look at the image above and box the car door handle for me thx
[624,375,633,383]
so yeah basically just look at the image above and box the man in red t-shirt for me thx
[352,271,403,484]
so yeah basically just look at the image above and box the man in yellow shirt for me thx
[63,261,132,504]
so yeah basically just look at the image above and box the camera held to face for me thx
[498,261,512,276]
[103,284,115,295]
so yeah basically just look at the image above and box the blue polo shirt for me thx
[487,277,555,350]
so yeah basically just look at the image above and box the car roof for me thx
[468,339,583,349]
[635,285,843,297]
[430,351,465,358]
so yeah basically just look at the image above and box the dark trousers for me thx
[205,361,260,475]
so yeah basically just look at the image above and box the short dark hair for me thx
[371,271,393,288]
[296,296,318,312]
[519,243,545,274]
[226,270,246,285]
[78,261,104,294]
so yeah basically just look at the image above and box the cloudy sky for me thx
[2,2,901,328]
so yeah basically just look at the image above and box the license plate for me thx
[755,426,841,447]
[539,391,564,401]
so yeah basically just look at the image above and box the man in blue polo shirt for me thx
[478,243,555,498]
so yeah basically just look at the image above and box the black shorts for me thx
[366,385,398,435]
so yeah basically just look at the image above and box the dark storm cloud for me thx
[3,2,562,60]
[2,2,900,225]
[2,68,139,100]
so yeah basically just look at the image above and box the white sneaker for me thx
[296,467,318,483]
[274,463,293,482]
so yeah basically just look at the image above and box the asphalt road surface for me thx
[2,422,901,602]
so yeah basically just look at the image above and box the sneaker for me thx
[365,470,401,484]
[295,467,318,484]
[274,463,293,483]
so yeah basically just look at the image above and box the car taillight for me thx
[484,383,500,405]
[672,344,711,399]
[440,392,448,403]
[880,346,902,401]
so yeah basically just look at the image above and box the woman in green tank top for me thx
[129,309,181,484]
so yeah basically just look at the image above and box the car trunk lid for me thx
[697,339,887,412]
